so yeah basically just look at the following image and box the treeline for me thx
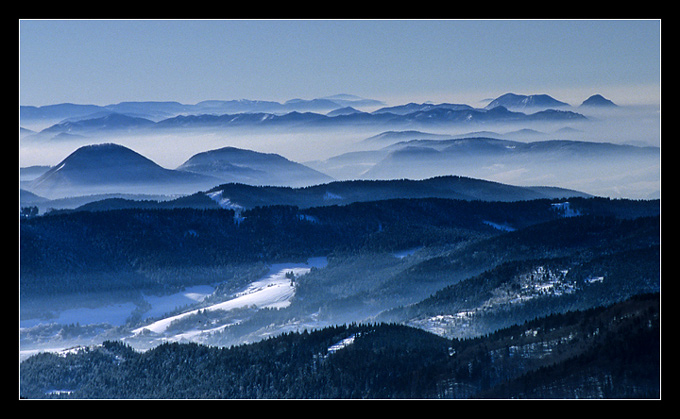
[19,293,660,399]
[20,197,659,297]
[20,199,659,274]
[19,198,552,297]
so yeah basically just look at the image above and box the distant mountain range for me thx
[20,95,385,126]
[20,92,611,140]
[362,137,659,195]
[311,133,659,178]
[22,132,659,203]
[22,107,587,141]
[485,93,618,110]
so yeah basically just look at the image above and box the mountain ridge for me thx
[202,175,591,211]
[21,94,591,139]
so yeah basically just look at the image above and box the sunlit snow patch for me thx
[206,190,246,224]
[392,247,422,259]
[131,258,327,336]
[482,220,516,232]
[327,334,357,355]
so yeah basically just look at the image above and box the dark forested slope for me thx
[20,197,658,298]
[19,293,660,399]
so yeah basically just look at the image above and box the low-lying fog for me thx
[19,103,660,200]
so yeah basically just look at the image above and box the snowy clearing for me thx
[327,334,357,354]
[392,247,422,259]
[482,220,516,232]
[20,257,328,358]
[132,258,327,336]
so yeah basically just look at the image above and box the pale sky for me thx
[19,19,661,107]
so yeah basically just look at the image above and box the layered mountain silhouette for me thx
[25,143,335,199]
[203,175,590,210]
[356,137,659,198]
[20,95,385,127]
[20,93,593,141]
[27,143,219,199]
[176,146,333,187]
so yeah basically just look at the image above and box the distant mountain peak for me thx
[580,94,617,107]
[485,93,570,110]
[177,146,333,188]
[33,143,161,180]
[59,142,152,163]
[27,143,216,199]
[326,106,364,117]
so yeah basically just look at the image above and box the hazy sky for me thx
[19,19,661,107]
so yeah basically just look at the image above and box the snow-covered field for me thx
[20,257,328,359]
[131,260,325,336]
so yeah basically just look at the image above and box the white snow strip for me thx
[206,190,244,211]
[132,259,326,336]
[483,220,516,232]
[392,247,422,259]
[327,334,356,354]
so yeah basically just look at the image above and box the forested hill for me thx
[19,292,659,399]
[20,197,659,298]
[203,175,591,209]
[71,175,591,213]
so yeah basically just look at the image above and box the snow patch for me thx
[392,247,422,259]
[298,214,319,223]
[46,389,74,396]
[551,201,580,218]
[206,190,244,210]
[325,329,372,357]
[483,220,516,232]
[411,266,578,338]
[323,191,343,201]
[131,258,327,336]
[206,190,246,224]
[327,334,357,354]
